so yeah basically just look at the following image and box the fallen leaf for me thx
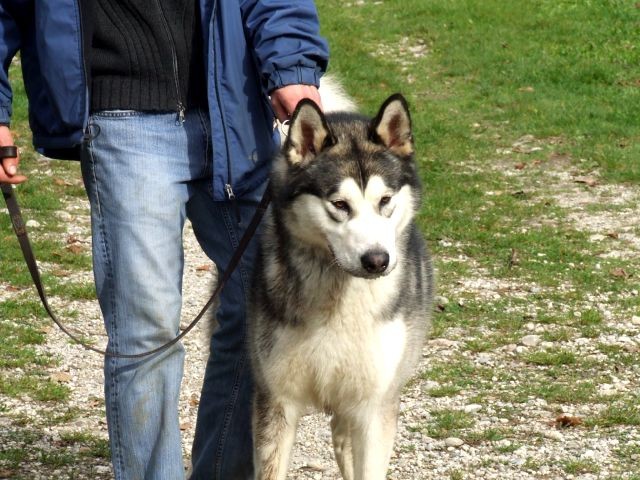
[53,177,72,186]
[508,248,520,268]
[196,264,212,272]
[574,177,598,187]
[66,244,84,254]
[179,422,192,431]
[514,162,526,170]
[555,415,583,428]
[50,372,72,383]
[299,463,326,472]
[610,268,629,279]
[606,232,619,239]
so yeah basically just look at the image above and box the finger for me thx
[1,157,27,184]
[271,99,290,123]
[0,171,27,184]
[2,155,18,175]
[305,87,323,111]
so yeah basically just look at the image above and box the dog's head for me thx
[271,94,421,279]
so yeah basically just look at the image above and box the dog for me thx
[248,91,434,480]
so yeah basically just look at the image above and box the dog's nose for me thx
[361,250,390,274]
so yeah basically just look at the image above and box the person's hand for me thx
[270,84,323,122]
[0,125,27,184]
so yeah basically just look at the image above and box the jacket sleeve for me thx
[0,0,29,125]
[240,0,329,92]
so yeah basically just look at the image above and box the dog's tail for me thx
[319,74,357,113]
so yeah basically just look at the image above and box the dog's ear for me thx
[285,99,335,166]
[370,94,413,157]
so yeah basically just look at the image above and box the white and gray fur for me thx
[249,91,434,480]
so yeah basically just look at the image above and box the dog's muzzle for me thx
[360,250,390,274]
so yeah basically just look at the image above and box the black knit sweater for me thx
[84,0,206,113]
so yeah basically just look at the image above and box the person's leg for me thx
[81,110,210,480]
[188,181,265,480]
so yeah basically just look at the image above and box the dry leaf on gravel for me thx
[555,415,583,428]
[66,244,84,254]
[610,268,630,279]
[53,177,73,186]
[50,372,72,383]
[574,177,599,187]
[508,248,520,268]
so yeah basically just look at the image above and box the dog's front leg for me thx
[350,404,398,480]
[253,388,300,480]
[331,414,354,480]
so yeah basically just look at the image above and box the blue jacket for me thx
[0,0,329,200]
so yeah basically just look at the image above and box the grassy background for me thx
[2,0,640,477]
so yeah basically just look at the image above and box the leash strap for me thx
[1,145,270,359]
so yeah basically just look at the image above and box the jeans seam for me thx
[214,202,251,479]
[87,136,124,478]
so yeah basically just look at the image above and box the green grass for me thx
[0,375,69,402]
[586,396,640,428]
[562,458,600,475]
[524,349,577,367]
[408,409,475,440]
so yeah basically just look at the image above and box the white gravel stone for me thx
[543,430,564,441]
[520,334,541,347]
[444,437,465,448]
[463,404,483,413]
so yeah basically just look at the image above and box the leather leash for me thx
[1,145,270,359]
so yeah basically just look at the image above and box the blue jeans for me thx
[81,110,260,479]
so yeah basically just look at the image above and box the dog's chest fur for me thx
[258,265,408,410]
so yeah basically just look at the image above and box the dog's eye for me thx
[331,200,350,213]
[379,196,392,207]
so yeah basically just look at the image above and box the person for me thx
[0,1,329,478]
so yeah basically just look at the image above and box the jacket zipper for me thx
[211,0,240,221]
[76,0,92,141]
[155,0,186,123]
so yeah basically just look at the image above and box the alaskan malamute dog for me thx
[249,94,434,480]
